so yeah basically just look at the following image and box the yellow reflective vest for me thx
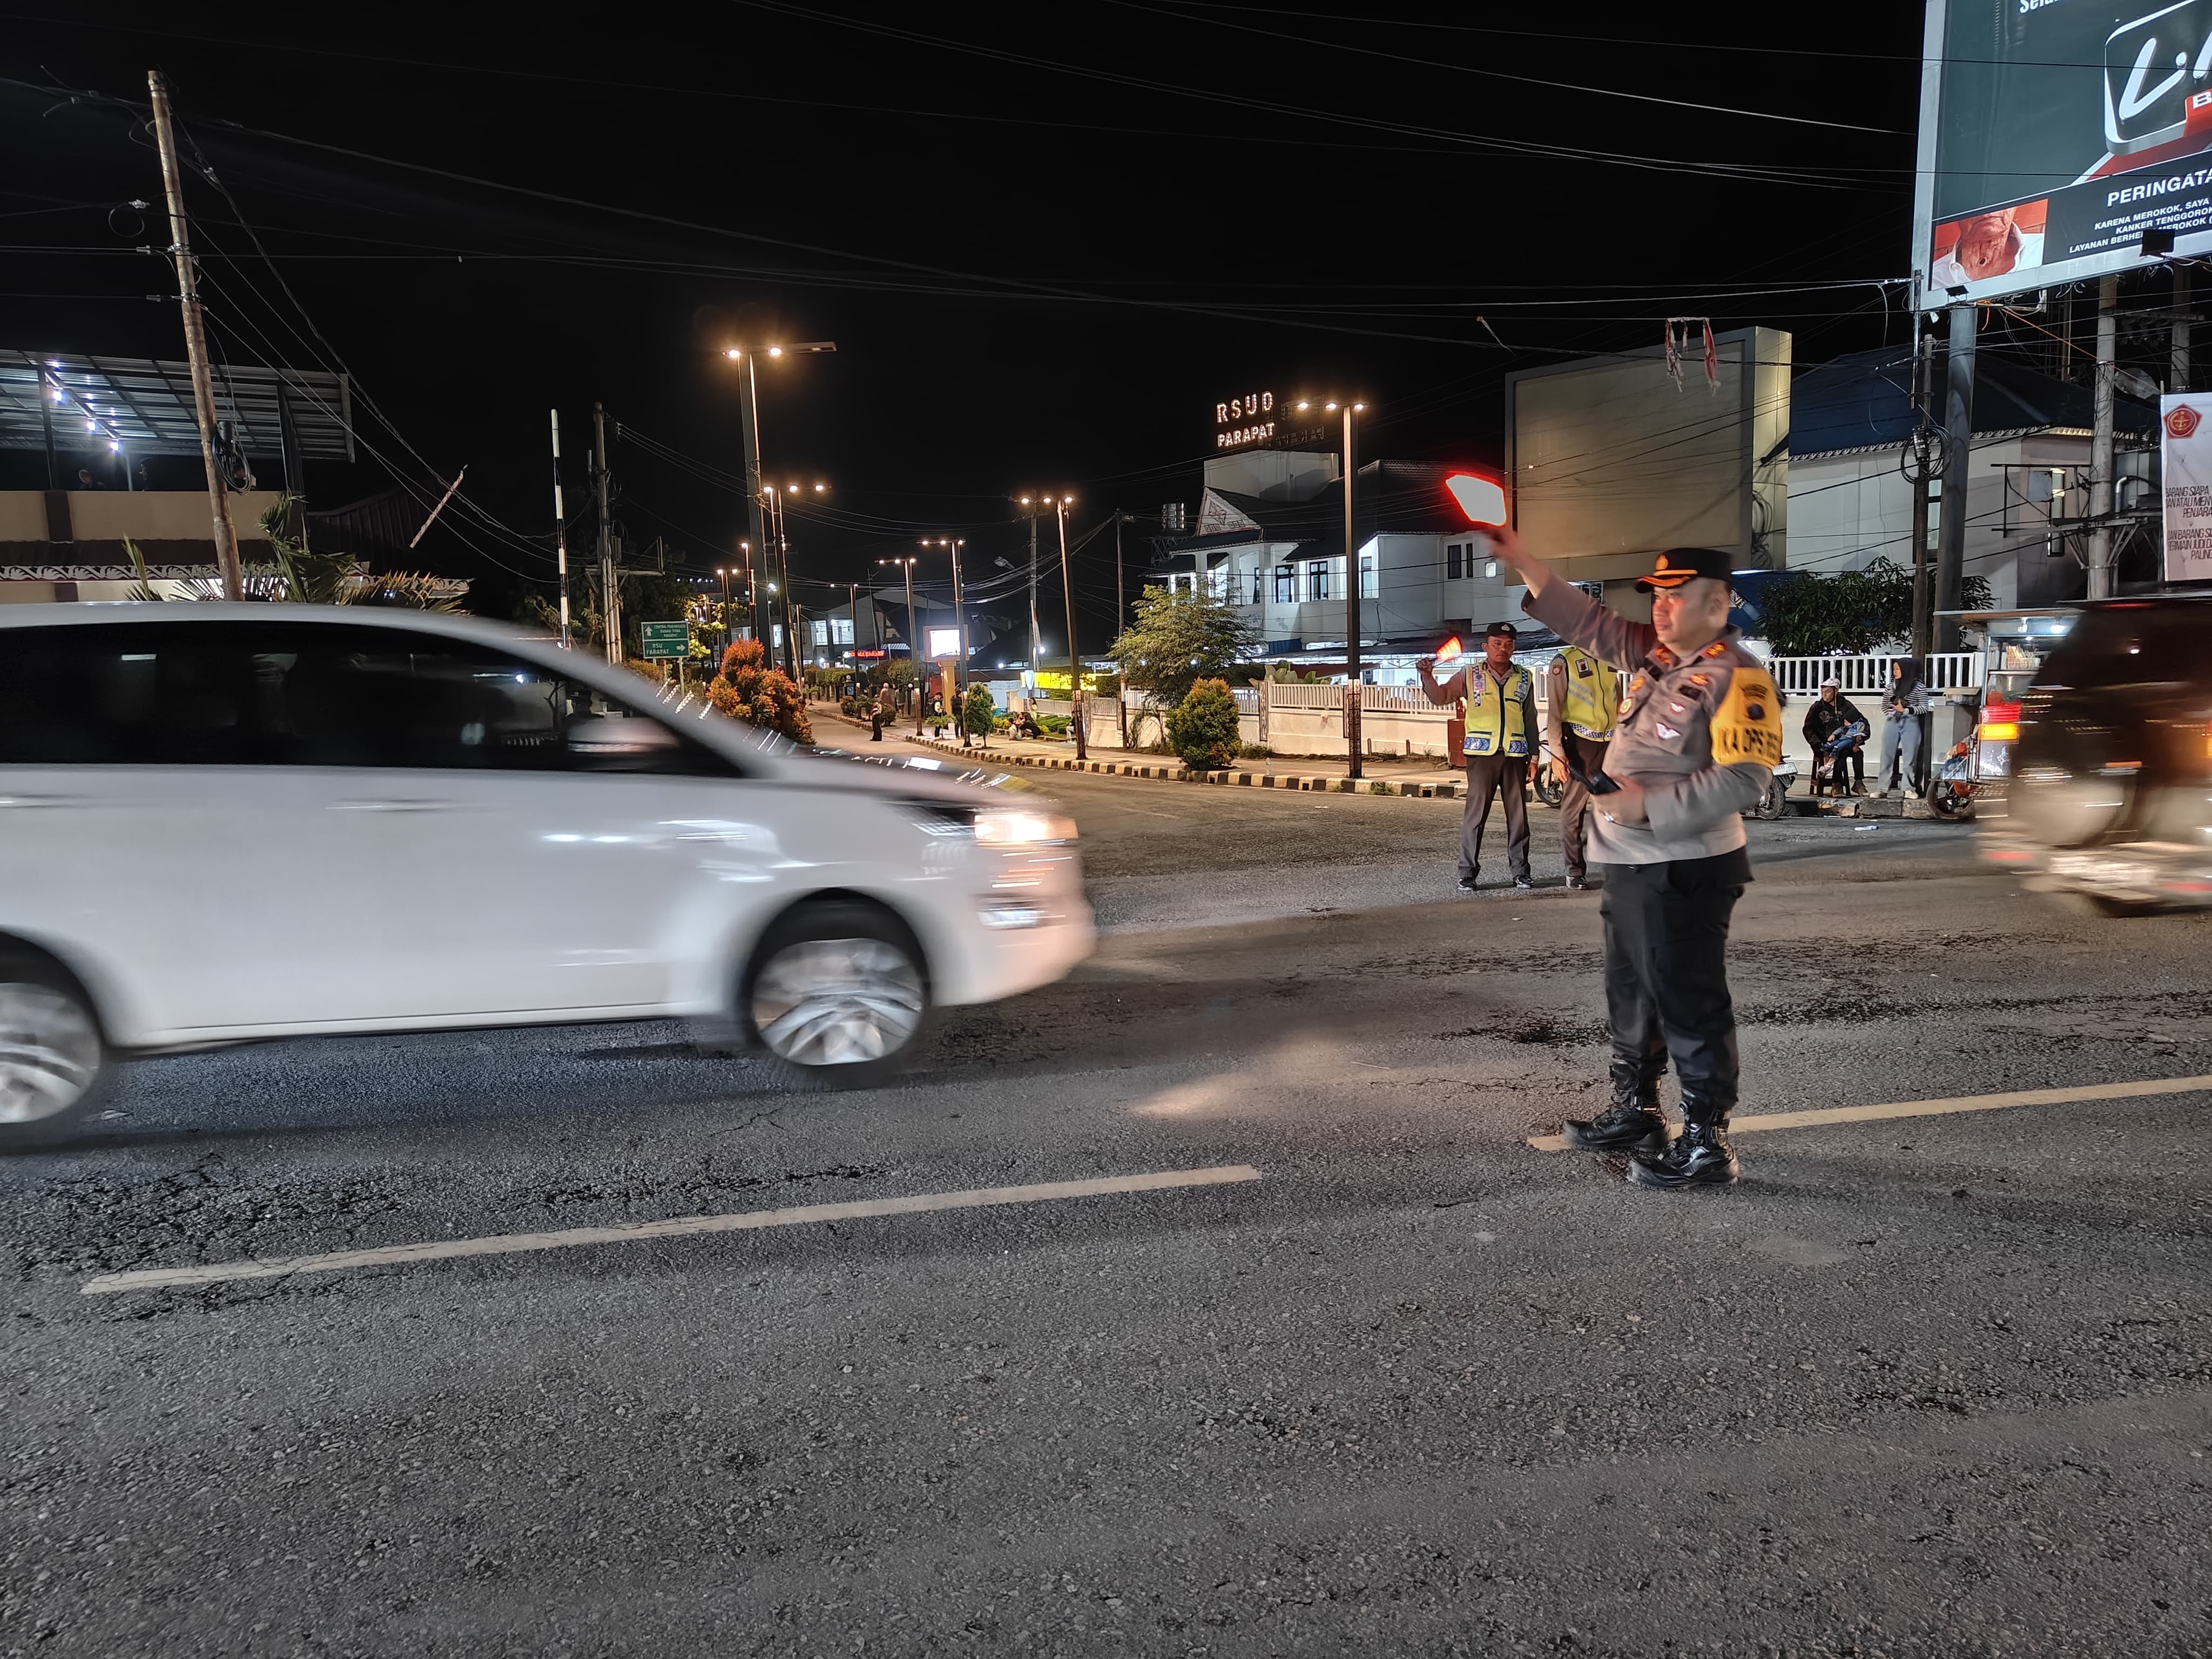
[1464,664,1535,758]
[1557,645,1621,741]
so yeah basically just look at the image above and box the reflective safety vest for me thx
[1464,664,1534,757]
[1558,645,1621,741]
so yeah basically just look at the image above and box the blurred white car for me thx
[0,605,1091,1137]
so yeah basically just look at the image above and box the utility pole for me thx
[1342,402,1363,780]
[1028,513,1042,670]
[1905,325,1940,663]
[592,403,620,664]
[1056,497,1087,760]
[549,410,572,647]
[147,71,242,601]
[2088,274,2119,601]
[1934,305,1976,654]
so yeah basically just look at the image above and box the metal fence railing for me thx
[1765,652,1982,696]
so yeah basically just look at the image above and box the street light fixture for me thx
[1294,397,1368,778]
[919,535,970,745]
[1017,491,1087,760]
[719,342,835,677]
[879,554,923,736]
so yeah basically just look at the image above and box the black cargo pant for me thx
[1460,752,1531,882]
[1597,848,1750,1122]
[1557,733,1610,881]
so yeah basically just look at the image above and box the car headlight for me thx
[974,808,1078,846]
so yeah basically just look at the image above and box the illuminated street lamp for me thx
[878,554,922,734]
[1293,396,1369,779]
[919,535,970,744]
[719,341,835,675]
[1017,492,1085,760]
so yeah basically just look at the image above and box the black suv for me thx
[1991,597,2212,914]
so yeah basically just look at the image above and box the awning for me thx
[1,350,353,461]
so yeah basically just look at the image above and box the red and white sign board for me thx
[2162,395,2212,583]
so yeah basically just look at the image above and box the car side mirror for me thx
[566,714,679,758]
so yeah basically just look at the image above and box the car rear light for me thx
[1983,847,2034,863]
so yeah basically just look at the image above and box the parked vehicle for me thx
[1748,756,1799,821]
[1981,597,2212,914]
[0,605,1094,1136]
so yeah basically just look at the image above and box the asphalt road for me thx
[4,769,2209,1658]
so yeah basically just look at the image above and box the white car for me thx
[0,604,1092,1138]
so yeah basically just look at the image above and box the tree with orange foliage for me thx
[708,637,813,743]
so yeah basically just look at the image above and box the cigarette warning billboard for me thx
[1915,0,2212,309]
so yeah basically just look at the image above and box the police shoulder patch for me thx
[1711,666,1784,768]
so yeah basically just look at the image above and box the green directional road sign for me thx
[638,621,691,660]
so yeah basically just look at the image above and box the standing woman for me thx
[1878,659,1929,797]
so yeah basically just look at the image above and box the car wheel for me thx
[0,957,106,1142]
[743,902,928,1087]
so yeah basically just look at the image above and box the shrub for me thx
[1236,741,1274,759]
[1166,678,1240,771]
[709,637,813,743]
[960,684,997,741]
[1035,713,1070,737]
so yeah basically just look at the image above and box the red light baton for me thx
[1444,471,1508,528]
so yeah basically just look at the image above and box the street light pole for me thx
[721,342,834,672]
[1054,495,1086,761]
[1341,400,1364,780]
[880,555,921,734]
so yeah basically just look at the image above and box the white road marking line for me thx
[1525,1074,2212,1153]
[79,1164,1263,1296]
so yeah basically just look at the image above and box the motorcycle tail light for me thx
[1979,721,2019,742]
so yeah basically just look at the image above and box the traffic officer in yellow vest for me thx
[1418,619,1539,891]
[1546,640,1623,891]
[1489,535,1784,1189]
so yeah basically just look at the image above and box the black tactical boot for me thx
[1626,1115,1739,1189]
[1561,1058,1667,1152]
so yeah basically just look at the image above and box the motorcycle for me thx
[1748,756,1799,821]
[1930,739,1976,821]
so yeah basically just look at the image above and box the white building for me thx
[1785,346,2158,611]
[1155,444,1532,679]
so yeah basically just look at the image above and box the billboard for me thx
[1916,0,2212,308]
[1504,328,1792,581]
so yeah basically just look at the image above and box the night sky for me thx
[2,3,1925,645]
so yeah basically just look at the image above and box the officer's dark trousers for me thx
[1460,753,1531,881]
[1596,849,1749,1122]
[1557,734,1610,881]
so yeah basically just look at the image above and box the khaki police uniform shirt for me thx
[1523,582,1783,866]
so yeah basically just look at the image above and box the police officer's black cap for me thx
[1483,620,1518,640]
[1634,548,1734,592]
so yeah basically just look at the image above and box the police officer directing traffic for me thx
[1545,630,1624,892]
[1489,532,1783,1189]
[1419,619,1538,891]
